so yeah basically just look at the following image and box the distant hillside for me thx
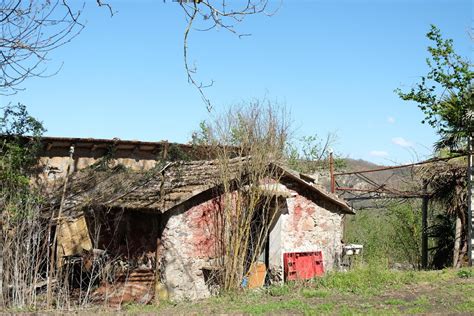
[311,158,417,208]
[343,158,381,172]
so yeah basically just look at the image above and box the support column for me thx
[468,134,473,266]
[0,218,3,308]
[421,181,429,269]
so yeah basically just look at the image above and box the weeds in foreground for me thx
[457,268,473,278]
[120,267,474,315]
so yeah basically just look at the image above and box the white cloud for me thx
[370,150,389,157]
[387,116,395,124]
[392,137,413,148]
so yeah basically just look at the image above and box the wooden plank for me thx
[247,263,266,289]
[57,214,92,258]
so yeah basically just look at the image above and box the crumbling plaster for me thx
[160,182,344,301]
[161,199,218,300]
[38,156,157,183]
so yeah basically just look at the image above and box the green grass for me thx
[304,265,430,296]
[312,302,335,313]
[119,267,472,315]
[384,298,409,306]
[454,298,474,313]
[267,284,291,297]
[8,267,470,314]
[412,295,429,306]
[241,299,312,315]
[300,288,329,298]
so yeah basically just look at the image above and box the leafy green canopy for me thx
[0,104,45,205]
[396,25,473,151]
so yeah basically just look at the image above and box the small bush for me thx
[457,268,473,279]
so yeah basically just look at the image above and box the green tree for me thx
[397,25,473,267]
[0,104,45,201]
[0,104,45,308]
[396,25,473,152]
[286,133,346,174]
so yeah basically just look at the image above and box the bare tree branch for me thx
[1,0,279,109]
[0,0,85,95]
[178,0,280,111]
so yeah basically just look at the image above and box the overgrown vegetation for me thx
[286,133,346,174]
[193,100,347,292]
[345,201,422,268]
[193,100,291,291]
[0,104,46,308]
[396,24,473,152]
[345,162,469,270]
[396,25,472,268]
[123,267,474,315]
[419,159,468,267]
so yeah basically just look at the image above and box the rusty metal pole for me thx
[330,151,335,194]
[421,181,429,269]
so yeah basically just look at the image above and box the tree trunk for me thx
[453,215,462,268]
[0,218,4,308]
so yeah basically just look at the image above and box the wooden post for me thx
[468,133,473,267]
[47,145,74,308]
[154,238,169,303]
[0,219,3,308]
[162,141,169,161]
[421,181,429,269]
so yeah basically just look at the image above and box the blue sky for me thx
[3,0,472,165]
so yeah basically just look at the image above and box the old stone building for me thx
[40,137,353,302]
[35,136,212,183]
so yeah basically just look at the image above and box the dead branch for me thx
[0,1,88,94]
[178,0,280,111]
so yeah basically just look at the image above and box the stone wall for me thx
[268,185,344,277]
[160,182,344,301]
[161,199,219,300]
[279,192,343,271]
[33,137,214,185]
[37,156,158,184]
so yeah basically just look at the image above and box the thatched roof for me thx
[50,157,353,216]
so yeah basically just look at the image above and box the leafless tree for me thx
[179,0,279,111]
[2,1,276,109]
[194,100,291,290]
[0,0,88,95]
